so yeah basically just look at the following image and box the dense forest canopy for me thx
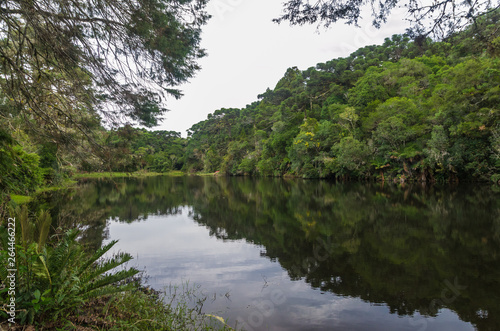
[182,11,500,183]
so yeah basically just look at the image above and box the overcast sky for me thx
[155,0,410,136]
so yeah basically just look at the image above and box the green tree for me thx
[426,125,449,167]
[330,136,370,177]
[374,116,413,151]
[0,0,209,146]
[338,107,359,137]
[0,130,43,196]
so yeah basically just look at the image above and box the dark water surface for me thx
[39,176,500,330]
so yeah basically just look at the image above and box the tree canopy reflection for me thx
[36,177,500,330]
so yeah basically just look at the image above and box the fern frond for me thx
[80,252,133,284]
[36,250,52,285]
[76,240,118,277]
[80,268,140,297]
[18,205,32,245]
[47,229,81,277]
[36,210,52,248]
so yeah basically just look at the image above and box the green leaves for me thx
[1,217,139,324]
[330,136,371,176]
[0,0,209,180]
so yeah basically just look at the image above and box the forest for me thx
[2,1,499,329]
[182,13,500,182]
[2,10,500,205]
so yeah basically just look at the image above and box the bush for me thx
[11,146,43,194]
[0,142,43,195]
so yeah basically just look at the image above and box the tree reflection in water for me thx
[33,177,500,330]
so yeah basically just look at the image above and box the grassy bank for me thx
[7,178,78,205]
[3,282,231,330]
[73,170,223,179]
[73,171,166,179]
[7,171,188,206]
[193,172,217,176]
[73,170,187,179]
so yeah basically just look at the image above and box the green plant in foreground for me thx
[0,209,139,325]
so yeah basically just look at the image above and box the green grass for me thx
[194,172,218,176]
[73,170,191,179]
[36,179,78,193]
[72,171,187,179]
[73,171,161,179]
[10,194,32,204]
[5,178,77,205]
[166,170,186,177]
[90,283,234,330]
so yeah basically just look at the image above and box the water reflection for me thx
[35,177,500,330]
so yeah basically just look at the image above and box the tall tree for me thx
[0,0,209,147]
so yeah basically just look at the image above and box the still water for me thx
[39,176,500,330]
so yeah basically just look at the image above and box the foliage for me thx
[0,0,209,129]
[183,17,500,182]
[330,136,371,177]
[97,126,187,173]
[0,207,140,325]
[0,0,209,194]
[0,132,43,196]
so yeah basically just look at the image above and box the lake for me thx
[38,176,500,330]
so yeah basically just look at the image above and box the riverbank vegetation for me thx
[0,5,499,329]
[2,14,500,209]
[74,14,500,184]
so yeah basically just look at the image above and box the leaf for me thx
[34,289,41,301]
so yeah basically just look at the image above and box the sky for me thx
[155,0,411,137]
